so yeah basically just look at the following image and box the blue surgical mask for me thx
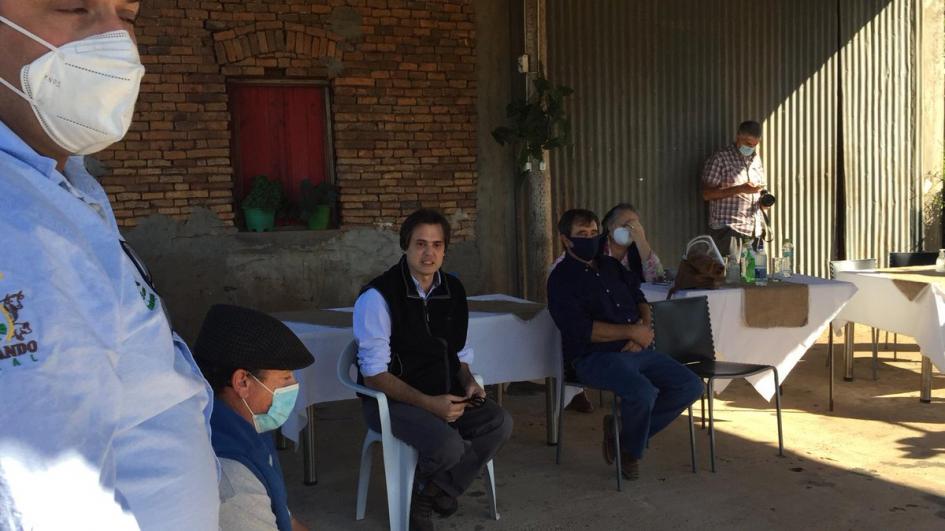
[738,145,755,157]
[568,235,600,262]
[242,374,300,433]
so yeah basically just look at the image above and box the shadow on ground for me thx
[282,332,945,530]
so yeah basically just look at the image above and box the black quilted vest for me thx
[361,257,468,396]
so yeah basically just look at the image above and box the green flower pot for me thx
[244,207,275,232]
[307,205,331,230]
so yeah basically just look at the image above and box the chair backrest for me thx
[889,252,938,267]
[650,295,715,364]
[336,339,359,388]
[828,259,877,279]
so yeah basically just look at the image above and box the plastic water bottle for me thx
[936,249,945,273]
[754,241,768,286]
[782,238,794,276]
[725,254,741,284]
[742,245,755,284]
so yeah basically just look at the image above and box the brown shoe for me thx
[566,390,595,413]
[619,452,640,481]
[602,414,616,464]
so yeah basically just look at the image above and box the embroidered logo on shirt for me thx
[135,280,157,311]
[0,289,41,368]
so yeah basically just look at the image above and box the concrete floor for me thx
[283,329,945,530]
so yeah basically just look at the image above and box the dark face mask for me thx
[568,235,600,262]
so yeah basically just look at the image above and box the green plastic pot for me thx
[307,205,331,230]
[244,207,275,232]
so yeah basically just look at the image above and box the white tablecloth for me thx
[641,276,857,401]
[279,294,562,442]
[835,271,945,373]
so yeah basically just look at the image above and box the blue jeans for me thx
[574,349,704,460]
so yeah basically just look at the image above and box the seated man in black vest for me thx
[194,304,314,531]
[353,208,513,531]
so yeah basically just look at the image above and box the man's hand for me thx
[428,394,467,422]
[291,516,309,531]
[737,182,764,195]
[465,380,486,401]
[621,339,643,352]
[628,322,654,349]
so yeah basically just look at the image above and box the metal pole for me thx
[545,376,557,445]
[920,356,933,403]
[828,329,834,411]
[302,404,318,485]
[843,322,855,381]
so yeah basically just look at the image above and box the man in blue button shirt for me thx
[0,2,218,529]
[547,209,704,480]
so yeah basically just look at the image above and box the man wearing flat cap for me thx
[194,304,314,531]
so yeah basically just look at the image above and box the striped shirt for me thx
[701,143,765,237]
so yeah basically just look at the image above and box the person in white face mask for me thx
[193,305,314,531]
[701,120,769,255]
[600,203,665,284]
[0,2,219,530]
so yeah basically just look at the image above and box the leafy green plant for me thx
[491,74,573,174]
[241,175,283,212]
[299,180,339,219]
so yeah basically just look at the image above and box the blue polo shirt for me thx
[547,253,648,366]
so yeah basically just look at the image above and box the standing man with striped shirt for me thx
[701,120,768,256]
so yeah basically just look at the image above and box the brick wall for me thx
[99,0,478,239]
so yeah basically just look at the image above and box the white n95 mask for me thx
[612,227,633,246]
[0,16,145,155]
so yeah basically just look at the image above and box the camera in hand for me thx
[759,190,776,207]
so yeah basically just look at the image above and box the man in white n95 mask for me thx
[0,2,219,530]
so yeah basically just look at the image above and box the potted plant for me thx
[241,175,283,232]
[492,73,572,299]
[299,180,339,230]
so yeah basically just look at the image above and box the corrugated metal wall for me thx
[841,0,919,265]
[548,0,912,276]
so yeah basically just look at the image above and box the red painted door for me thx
[229,84,328,208]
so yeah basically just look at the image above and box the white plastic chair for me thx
[336,340,499,531]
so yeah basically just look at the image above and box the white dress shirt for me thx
[353,270,473,377]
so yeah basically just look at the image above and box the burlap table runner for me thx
[742,283,809,328]
[467,300,545,321]
[870,266,945,301]
[271,309,353,328]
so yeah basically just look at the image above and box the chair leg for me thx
[555,380,565,465]
[355,436,376,520]
[612,395,622,492]
[708,379,717,473]
[687,405,696,473]
[871,328,879,380]
[379,437,418,531]
[893,333,898,359]
[773,369,784,457]
[700,387,706,430]
[484,460,500,520]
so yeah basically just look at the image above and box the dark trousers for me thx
[574,349,704,460]
[362,398,513,498]
[709,226,753,258]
